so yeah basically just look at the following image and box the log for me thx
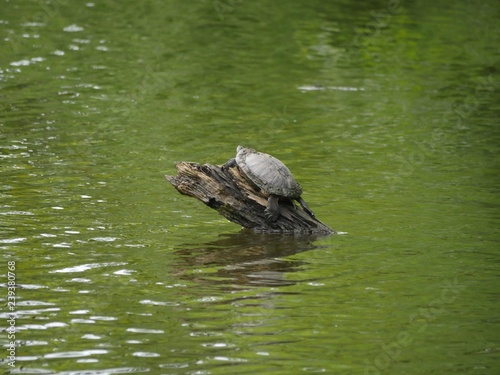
[165,161,335,235]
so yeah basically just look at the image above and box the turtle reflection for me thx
[173,230,320,287]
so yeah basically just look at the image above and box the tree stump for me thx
[165,161,335,235]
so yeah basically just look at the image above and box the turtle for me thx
[224,145,315,221]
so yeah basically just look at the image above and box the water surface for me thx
[1,1,499,374]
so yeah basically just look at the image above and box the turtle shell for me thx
[235,146,303,198]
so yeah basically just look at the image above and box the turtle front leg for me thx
[298,197,315,219]
[265,195,281,221]
[222,158,237,170]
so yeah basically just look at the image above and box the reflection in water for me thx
[173,230,321,287]
[171,231,326,344]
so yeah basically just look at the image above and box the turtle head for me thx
[236,145,244,152]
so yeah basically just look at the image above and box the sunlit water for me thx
[1,1,499,374]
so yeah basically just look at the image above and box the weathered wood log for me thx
[165,161,334,235]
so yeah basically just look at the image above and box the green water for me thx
[1,0,499,374]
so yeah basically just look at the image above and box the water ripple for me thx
[0,211,33,215]
[16,284,48,290]
[57,367,150,374]
[132,352,160,358]
[63,24,84,32]
[0,237,26,243]
[81,334,101,340]
[16,301,54,307]
[89,316,117,321]
[44,349,107,359]
[1,307,59,318]
[126,328,165,334]
[139,299,179,307]
[71,319,95,324]
[21,322,68,330]
[50,262,128,273]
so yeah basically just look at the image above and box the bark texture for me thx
[166,161,335,235]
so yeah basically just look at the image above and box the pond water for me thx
[1,0,499,374]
